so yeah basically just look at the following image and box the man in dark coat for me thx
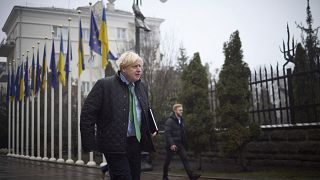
[80,51,158,180]
[163,104,200,180]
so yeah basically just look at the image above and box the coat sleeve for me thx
[164,118,175,147]
[80,79,103,152]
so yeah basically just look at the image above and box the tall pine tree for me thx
[216,30,260,171]
[292,0,320,122]
[180,52,213,169]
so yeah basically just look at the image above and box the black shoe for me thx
[163,176,169,180]
[190,173,201,180]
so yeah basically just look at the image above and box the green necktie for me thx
[129,84,141,142]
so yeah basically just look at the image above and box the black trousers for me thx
[104,137,141,180]
[163,144,193,178]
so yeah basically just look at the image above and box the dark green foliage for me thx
[180,52,214,169]
[216,31,251,128]
[291,0,320,123]
[176,47,189,72]
[292,43,320,122]
[297,0,320,67]
[216,30,261,171]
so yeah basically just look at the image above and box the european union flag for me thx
[35,46,41,94]
[89,11,101,55]
[25,56,30,97]
[65,29,71,80]
[50,39,58,89]
[108,51,118,60]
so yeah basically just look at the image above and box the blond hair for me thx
[172,103,183,111]
[117,51,143,71]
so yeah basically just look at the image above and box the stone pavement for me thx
[0,154,234,180]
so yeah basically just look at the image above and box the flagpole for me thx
[36,42,42,160]
[30,47,35,160]
[8,62,12,156]
[87,2,96,166]
[49,31,56,162]
[57,25,65,163]
[75,9,84,165]
[21,54,25,158]
[100,0,107,168]
[66,17,74,164]
[12,59,16,156]
[25,50,30,159]
[43,37,49,161]
[16,57,20,157]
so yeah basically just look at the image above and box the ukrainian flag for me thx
[78,18,85,77]
[19,62,24,101]
[58,33,66,86]
[99,3,109,69]
[41,43,47,91]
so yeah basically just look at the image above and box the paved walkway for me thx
[0,154,232,180]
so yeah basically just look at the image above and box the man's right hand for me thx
[170,145,177,152]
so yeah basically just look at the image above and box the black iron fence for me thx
[209,64,320,127]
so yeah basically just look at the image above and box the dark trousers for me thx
[104,137,141,180]
[163,145,193,178]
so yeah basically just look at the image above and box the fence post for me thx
[287,68,295,124]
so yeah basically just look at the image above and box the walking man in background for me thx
[80,51,158,180]
[163,104,200,180]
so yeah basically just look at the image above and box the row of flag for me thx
[6,2,116,104]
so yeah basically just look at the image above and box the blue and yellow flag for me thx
[58,33,66,86]
[10,65,15,101]
[15,65,20,101]
[108,51,118,60]
[35,45,41,94]
[41,43,47,91]
[31,51,36,95]
[50,39,58,89]
[19,62,24,101]
[25,56,30,97]
[65,29,71,81]
[99,4,109,69]
[89,11,101,55]
[78,18,85,77]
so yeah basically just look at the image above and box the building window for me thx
[117,28,127,40]
[82,28,90,41]
[53,26,68,39]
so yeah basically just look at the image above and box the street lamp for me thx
[132,0,151,55]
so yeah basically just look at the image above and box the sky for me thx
[0,0,320,74]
